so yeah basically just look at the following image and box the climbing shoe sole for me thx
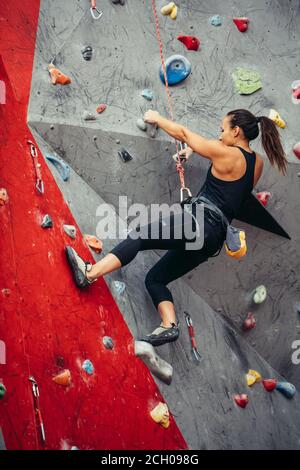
[65,246,91,288]
[140,327,180,347]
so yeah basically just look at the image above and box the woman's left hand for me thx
[144,110,160,125]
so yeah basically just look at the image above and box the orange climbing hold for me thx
[48,63,71,85]
[96,104,107,114]
[0,188,8,206]
[84,234,103,254]
[233,17,249,33]
[52,369,72,386]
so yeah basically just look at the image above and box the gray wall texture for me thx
[28,0,300,449]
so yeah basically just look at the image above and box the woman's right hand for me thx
[172,146,193,163]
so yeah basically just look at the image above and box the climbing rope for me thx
[151,0,191,202]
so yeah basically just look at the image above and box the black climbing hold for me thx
[82,46,93,61]
[41,214,53,228]
[118,148,133,163]
[103,336,114,350]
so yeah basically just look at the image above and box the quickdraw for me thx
[27,140,44,194]
[151,0,191,202]
[184,312,202,362]
[29,376,46,443]
[90,0,103,20]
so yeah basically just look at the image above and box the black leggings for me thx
[110,206,226,309]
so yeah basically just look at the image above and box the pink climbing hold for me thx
[96,104,107,114]
[0,188,9,206]
[256,191,271,206]
[177,35,200,51]
[234,394,249,408]
[262,379,277,392]
[233,17,249,33]
[293,142,300,159]
[243,312,256,331]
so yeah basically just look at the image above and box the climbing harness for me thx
[151,0,191,203]
[90,0,102,20]
[184,312,201,362]
[29,376,46,443]
[27,140,44,194]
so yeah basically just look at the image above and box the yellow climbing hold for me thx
[150,402,170,429]
[161,2,175,15]
[161,2,177,20]
[269,109,286,128]
[246,369,262,386]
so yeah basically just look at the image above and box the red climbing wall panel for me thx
[0,0,187,450]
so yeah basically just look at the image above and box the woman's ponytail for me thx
[258,116,287,175]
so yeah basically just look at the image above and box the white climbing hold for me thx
[112,280,126,295]
[252,285,267,304]
[83,110,97,121]
[63,225,77,239]
[136,118,147,131]
[135,341,173,385]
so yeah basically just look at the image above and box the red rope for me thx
[151,0,187,191]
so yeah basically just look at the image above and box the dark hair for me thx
[227,109,287,175]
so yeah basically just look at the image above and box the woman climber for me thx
[65,108,287,347]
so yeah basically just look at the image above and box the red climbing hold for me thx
[234,394,249,408]
[96,104,107,114]
[243,312,256,331]
[262,379,277,392]
[233,17,249,33]
[256,191,271,206]
[177,35,200,51]
[0,188,8,206]
[293,142,300,160]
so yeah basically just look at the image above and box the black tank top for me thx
[197,146,256,222]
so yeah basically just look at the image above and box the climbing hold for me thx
[291,80,300,104]
[161,2,177,19]
[103,336,114,350]
[210,15,222,26]
[96,103,107,114]
[52,369,71,386]
[233,17,249,33]
[46,155,70,181]
[246,369,262,386]
[111,0,125,4]
[112,280,126,296]
[82,46,93,61]
[276,381,296,399]
[0,188,8,206]
[296,302,300,315]
[150,402,170,428]
[118,148,133,162]
[71,446,79,450]
[84,234,103,253]
[268,109,286,128]
[63,225,77,239]
[82,359,94,375]
[141,89,153,101]
[232,67,262,95]
[41,214,53,229]
[1,288,11,297]
[177,35,200,51]
[243,312,256,331]
[48,63,71,85]
[170,4,178,19]
[159,55,191,86]
[293,142,300,160]
[136,118,147,132]
[234,394,249,408]
[149,124,158,139]
[83,110,97,121]
[256,191,271,206]
[135,341,173,385]
[262,379,277,392]
[0,383,6,399]
[252,285,267,304]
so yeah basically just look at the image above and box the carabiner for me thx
[90,0,102,20]
[180,186,192,203]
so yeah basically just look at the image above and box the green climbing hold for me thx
[0,383,6,399]
[232,68,262,95]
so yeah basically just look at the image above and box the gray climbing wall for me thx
[28,0,300,449]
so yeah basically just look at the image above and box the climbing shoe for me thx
[65,246,95,288]
[140,323,179,347]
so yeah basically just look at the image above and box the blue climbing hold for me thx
[296,302,300,314]
[82,359,94,375]
[141,89,154,101]
[210,15,222,26]
[112,280,126,296]
[159,55,191,86]
[276,381,296,399]
[46,155,70,182]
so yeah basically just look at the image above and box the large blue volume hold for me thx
[159,54,191,86]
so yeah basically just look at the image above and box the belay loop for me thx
[151,0,192,202]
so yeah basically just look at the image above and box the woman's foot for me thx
[65,246,96,288]
[140,323,179,347]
